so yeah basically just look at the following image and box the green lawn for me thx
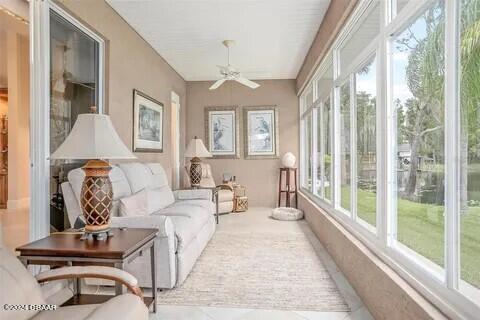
[339,187,480,288]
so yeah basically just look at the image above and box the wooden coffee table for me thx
[16,228,158,313]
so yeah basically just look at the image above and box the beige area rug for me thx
[158,231,350,312]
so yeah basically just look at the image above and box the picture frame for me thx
[243,106,279,159]
[204,106,240,159]
[133,89,163,153]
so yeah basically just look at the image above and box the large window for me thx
[299,0,480,317]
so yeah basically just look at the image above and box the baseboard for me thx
[7,197,30,209]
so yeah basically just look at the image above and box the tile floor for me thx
[0,205,29,253]
[150,207,373,320]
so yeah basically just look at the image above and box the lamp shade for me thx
[184,137,212,158]
[51,113,136,160]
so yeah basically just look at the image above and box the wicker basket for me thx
[234,196,248,212]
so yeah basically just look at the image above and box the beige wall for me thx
[4,14,29,208]
[298,194,447,320]
[186,80,298,207]
[296,0,358,92]
[59,0,187,185]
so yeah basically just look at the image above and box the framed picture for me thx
[205,106,240,158]
[244,106,279,159]
[133,89,163,153]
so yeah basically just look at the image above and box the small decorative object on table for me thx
[282,152,296,168]
[184,137,212,187]
[51,109,136,240]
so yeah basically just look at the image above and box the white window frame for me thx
[298,0,480,318]
[30,0,106,242]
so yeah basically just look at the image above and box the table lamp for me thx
[51,111,136,240]
[184,136,212,187]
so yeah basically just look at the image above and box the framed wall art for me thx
[133,89,163,153]
[243,106,279,159]
[205,106,240,158]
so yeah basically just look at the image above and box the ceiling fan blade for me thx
[235,76,260,89]
[209,78,227,90]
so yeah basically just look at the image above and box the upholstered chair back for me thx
[0,227,46,320]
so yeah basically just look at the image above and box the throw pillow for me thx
[119,189,148,217]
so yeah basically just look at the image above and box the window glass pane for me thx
[356,56,377,227]
[392,1,445,268]
[316,108,322,198]
[50,10,100,232]
[459,0,480,295]
[340,82,351,211]
[324,97,332,202]
[340,2,380,76]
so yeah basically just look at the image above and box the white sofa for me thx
[61,162,216,289]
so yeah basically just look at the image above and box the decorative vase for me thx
[282,152,296,168]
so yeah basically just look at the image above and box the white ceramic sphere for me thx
[282,152,296,168]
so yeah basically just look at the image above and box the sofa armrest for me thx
[173,189,212,201]
[36,266,143,298]
[110,215,174,238]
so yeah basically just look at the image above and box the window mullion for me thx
[312,108,318,195]
[445,0,460,290]
[351,74,358,221]
[319,102,325,199]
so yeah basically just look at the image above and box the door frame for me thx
[171,91,181,189]
[30,0,106,241]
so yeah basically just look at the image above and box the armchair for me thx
[0,237,149,320]
[184,163,235,213]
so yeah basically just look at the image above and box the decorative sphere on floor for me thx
[281,152,296,168]
[271,207,303,221]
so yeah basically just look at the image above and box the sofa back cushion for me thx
[0,232,45,320]
[116,163,152,194]
[147,186,175,214]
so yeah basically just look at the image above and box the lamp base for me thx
[80,228,114,241]
[80,159,113,241]
[190,157,202,188]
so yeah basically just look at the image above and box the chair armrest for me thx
[110,215,174,238]
[36,266,143,298]
[173,189,212,201]
[217,184,234,191]
[85,294,148,320]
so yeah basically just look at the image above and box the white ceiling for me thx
[107,0,330,81]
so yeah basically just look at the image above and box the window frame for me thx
[298,0,480,318]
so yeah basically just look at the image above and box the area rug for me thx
[158,231,350,312]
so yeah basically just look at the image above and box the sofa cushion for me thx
[119,190,148,217]
[117,163,152,194]
[168,214,210,252]
[145,163,169,189]
[146,186,175,214]
[172,199,215,214]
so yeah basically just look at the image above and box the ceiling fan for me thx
[209,40,260,90]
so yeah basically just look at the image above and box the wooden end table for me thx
[16,228,158,313]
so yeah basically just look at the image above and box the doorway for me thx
[171,91,180,189]
[0,3,30,251]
